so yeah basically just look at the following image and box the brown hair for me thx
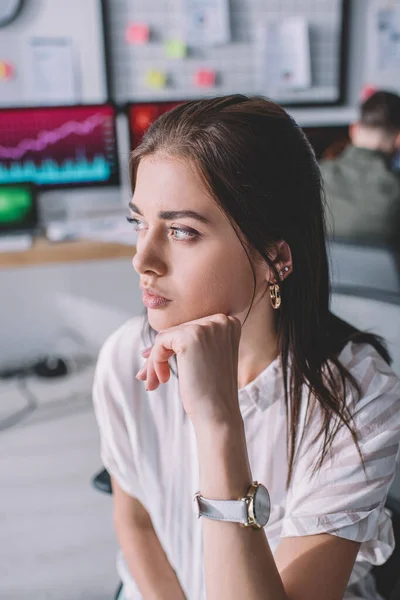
[129,95,390,485]
[361,90,400,133]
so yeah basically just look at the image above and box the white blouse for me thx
[93,316,400,600]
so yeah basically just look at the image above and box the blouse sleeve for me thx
[281,344,400,566]
[92,320,146,505]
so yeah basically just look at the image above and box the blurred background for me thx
[0,1,400,599]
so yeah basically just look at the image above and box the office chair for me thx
[92,466,112,494]
[328,239,400,297]
[331,286,400,375]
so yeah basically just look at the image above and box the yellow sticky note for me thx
[145,69,167,89]
[165,39,187,59]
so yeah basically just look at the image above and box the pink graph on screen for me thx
[0,113,105,160]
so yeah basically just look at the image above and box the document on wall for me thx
[377,5,400,71]
[24,37,80,104]
[183,0,230,46]
[261,16,312,91]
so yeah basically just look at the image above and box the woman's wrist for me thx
[194,416,252,500]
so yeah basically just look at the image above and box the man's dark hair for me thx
[361,90,400,133]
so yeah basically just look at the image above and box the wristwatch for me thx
[193,481,270,529]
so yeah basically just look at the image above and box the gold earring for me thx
[269,283,281,309]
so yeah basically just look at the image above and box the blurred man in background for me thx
[321,90,400,251]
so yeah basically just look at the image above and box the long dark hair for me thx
[129,95,390,486]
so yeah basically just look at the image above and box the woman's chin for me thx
[147,306,226,331]
[147,309,186,332]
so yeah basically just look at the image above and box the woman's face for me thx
[130,155,270,332]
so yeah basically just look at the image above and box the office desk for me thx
[0,237,135,269]
[0,239,141,367]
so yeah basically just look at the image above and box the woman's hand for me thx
[136,314,242,428]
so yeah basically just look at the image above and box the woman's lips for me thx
[141,288,171,309]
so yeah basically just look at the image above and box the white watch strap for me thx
[194,494,249,524]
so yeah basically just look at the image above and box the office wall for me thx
[0,0,386,367]
[0,0,373,121]
[0,0,107,107]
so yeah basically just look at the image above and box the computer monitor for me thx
[0,104,120,189]
[302,125,350,160]
[303,126,400,170]
[128,101,185,150]
[128,111,351,161]
[0,183,38,234]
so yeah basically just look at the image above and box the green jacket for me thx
[320,146,400,249]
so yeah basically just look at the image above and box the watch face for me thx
[254,484,270,528]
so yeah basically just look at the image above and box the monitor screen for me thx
[128,111,351,162]
[302,125,350,161]
[0,104,120,189]
[128,101,185,150]
[0,184,37,233]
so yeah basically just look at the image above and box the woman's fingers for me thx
[135,362,147,380]
[145,354,161,391]
[136,341,176,390]
[151,342,176,385]
[141,347,152,358]
[154,359,171,385]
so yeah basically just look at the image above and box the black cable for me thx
[0,328,96,430]
[0,376,38,433]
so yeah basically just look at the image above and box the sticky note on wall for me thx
[0,62,14,80]
[194,69,216,88]
[145,69,167,89]
[360,84,378,102]
[165,40,187,59]
[126,23,150,44]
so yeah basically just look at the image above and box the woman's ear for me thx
[267,241,293,282]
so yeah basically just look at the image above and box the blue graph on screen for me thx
[0,105,119,188]
[0,156,111,185]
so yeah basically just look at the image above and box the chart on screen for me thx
[0,104,120,189]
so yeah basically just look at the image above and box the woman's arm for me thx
[112,477,186,600]
[138,315,363,600]
[196,421,360,600]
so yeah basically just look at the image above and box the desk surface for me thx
[0,237,135,269]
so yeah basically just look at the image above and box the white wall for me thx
[0,0,107,107]
[291,0,369,127]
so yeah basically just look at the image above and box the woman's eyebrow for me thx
[128,202,210,225]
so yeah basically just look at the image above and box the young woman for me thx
[93,95,400,600]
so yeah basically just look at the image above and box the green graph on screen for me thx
[0,186,32,224]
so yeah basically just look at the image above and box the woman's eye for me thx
[169,227,197,241]
[126,216,146,231]
[126,217,198,241]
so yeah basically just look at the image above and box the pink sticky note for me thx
[0,62,14,79]
[126,23,150,44]
[194,69,216,88]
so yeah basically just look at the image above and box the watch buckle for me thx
[192,491,201,519]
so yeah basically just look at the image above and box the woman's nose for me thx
[132,238,166,276]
